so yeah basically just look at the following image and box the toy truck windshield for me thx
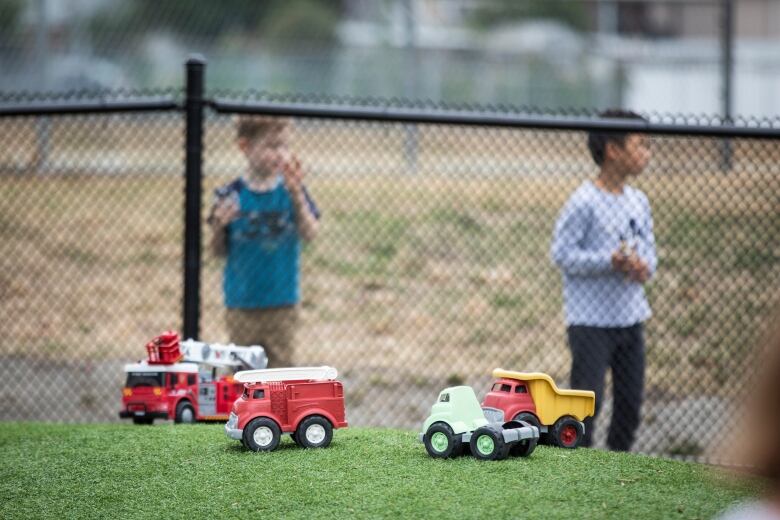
[491,382,527,394]
[126,372,164,388]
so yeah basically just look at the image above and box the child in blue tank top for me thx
[208,116,320,367]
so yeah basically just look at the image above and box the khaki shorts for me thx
[225,306,299,368]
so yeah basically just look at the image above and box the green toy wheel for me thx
[423,422,461,459]
[469,425,509,461]
[476,433,495,455]
[431,432,449,452]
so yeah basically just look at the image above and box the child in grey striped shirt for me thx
[551,109,656,451]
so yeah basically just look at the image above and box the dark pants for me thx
[568,323,645,451]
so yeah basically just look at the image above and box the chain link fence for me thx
[1,73,779,463]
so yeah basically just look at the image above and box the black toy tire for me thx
[296,416,334,449]
[243,417,282,452]
[551,416,584,449]
[423,422,461,459]
[174,401,196,424]
[470,425,510,461]
[504,420,538,457]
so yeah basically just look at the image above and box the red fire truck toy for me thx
[119,331,267,425]
[225,366,348,452]
[481,368,595,449]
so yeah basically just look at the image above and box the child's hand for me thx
[282,155,304,193]
[211,196,239,228]
[611,249,630,273]
[626,253,650,283]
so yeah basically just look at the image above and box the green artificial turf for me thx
[0,423,763,519]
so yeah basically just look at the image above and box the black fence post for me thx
[720,0,734,172]
[183,55,206,340]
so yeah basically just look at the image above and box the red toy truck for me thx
[481,368,595,449]
[225,366,348,451]
[119,332,267,425]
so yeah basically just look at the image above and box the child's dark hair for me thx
[587,109,646,166]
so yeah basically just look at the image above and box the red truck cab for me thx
[482,377,537,424]
[120,362,200,424]
[225,367,347,451]
[120,362,244,424]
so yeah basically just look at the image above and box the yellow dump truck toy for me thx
[481,369,595,449]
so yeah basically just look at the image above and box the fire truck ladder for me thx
[233,366,338,383]
[179,339,267,370]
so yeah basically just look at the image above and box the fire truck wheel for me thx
[423,422,461,459]
[174,401,196,424]
[470,425,510,461]
[296,416,334,449]
[243,418,281,452]
[551,416,584,449]
[503,420,538,457]
[290,433,300,445]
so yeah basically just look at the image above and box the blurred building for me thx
[581,0,780,116]
[590,0,778,38]
[1,0,778,118]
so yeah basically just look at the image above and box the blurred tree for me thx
[88,0,345,48]
[260,0,340,48]
[468,0,589,32]
[0,0,23,47]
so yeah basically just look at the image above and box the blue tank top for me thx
[221,177,317,309]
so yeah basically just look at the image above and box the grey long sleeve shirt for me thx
[551,181,657,327]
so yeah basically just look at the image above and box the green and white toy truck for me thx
[419,385,540,461]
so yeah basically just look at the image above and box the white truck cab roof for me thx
[123,361,199,373]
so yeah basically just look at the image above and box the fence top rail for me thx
[2,93,778,140]
[0,97,181,117]
[210,98,780,140]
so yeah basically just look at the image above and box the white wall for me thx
[620,40,780,118]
